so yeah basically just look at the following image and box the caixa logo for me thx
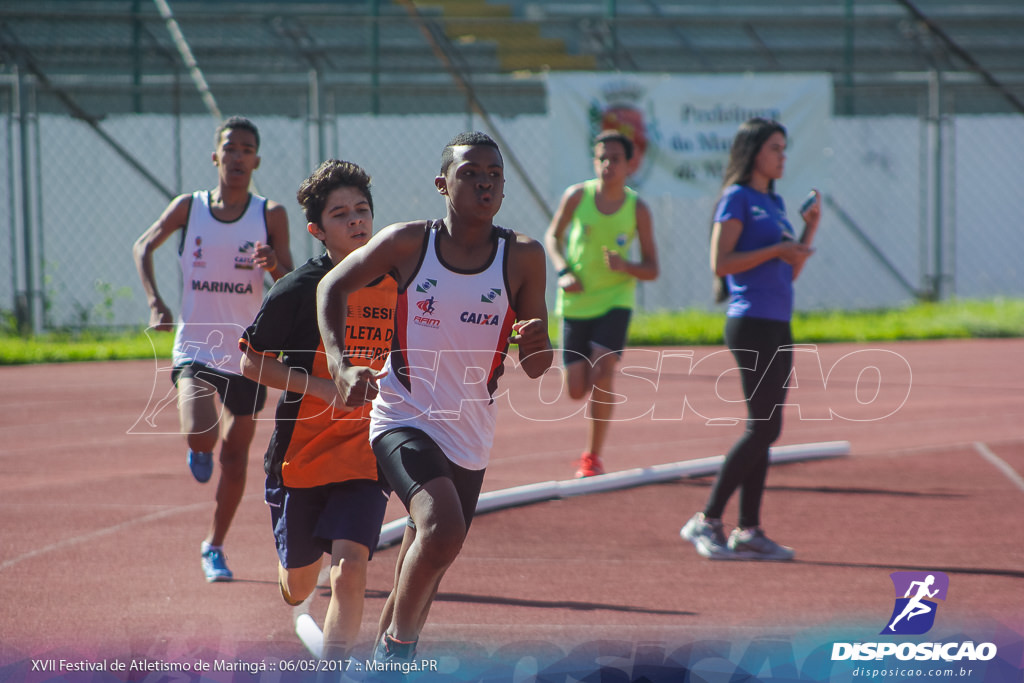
[831,571,998,662]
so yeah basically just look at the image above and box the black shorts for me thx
[372,427,486,531]
[562,307,632,366]
[171,362,267,417]
[266,477,390,568]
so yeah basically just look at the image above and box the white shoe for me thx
[680,513,734,560]
[727,527,795,561]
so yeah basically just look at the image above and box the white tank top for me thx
[370,221,515,470]
[173,190,268,373]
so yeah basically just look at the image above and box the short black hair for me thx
[593,129,634,161]
[215,116,260,151]
[439,131,501,175]
[296,159,373,226]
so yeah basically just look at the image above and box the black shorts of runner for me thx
[372,427,486,532]
[562,307,632,366]
[171,362,267,416]
[266,477,391,568]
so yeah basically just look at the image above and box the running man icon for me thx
[883,571,949,635]
[889,575,939,630]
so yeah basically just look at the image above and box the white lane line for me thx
[974,441,1024,493]
[0,495,255,573]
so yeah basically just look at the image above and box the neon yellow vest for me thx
[557,179,638,318]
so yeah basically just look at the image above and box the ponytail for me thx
[713,275,729,304]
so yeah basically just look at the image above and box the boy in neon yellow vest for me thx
[545,130,660,477]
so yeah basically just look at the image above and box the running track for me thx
[1,339,1022,681]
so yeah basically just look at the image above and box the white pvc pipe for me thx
[375,441,850,548]
[295,613,323,659]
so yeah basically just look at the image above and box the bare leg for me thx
[178,376,221,454]
[377,525,414,646]
[383,478,466,644]
[322,540,370,661]
[584,352,620,458]
[280,559,322,606]
[206,411,256,546]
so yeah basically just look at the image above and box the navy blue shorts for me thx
[372,427,486,531]
[172,362,267,417]
[266,477,390,568]
[561,307,632,366]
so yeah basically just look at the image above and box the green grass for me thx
[1,298,1021,365]
[0,328,173,365]
[629,297,1024,346]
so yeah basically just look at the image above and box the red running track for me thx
[0,339,1021,680]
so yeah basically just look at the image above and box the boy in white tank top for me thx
[317,132,552,663]
[133,117,293,583]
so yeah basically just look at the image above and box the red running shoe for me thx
[574,452,604,478]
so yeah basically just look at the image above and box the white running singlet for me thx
[370,221,516,470]
[173,190,268,373]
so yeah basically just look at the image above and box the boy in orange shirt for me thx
[239,159,395,661]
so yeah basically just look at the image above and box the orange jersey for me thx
[240,254,397,488]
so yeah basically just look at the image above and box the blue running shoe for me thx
[201,547,233,582]
[373,633,418,664]
[187,450,213,483]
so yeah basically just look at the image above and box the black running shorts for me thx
[172,362,268,416]
[372,426,486,530]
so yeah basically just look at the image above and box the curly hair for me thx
[296,159,373,225]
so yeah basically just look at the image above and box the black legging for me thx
[704,316,793,529]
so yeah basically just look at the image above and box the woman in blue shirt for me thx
[681,117,821,561]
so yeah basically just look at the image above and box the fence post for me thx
[13,63,40,333]
[927,67,945,301]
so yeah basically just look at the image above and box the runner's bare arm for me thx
[509,234,553,379]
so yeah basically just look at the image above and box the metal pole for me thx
[607,0,618,66]
[174,69,182,193]
[308,68,324,163]
[14,64,37,332]
[152,0,222,121]
[133,0,143,113]
[843,0,854,115]
[929,68,943,301]
[6,80,18,326]
[31,82,45,329]
[370,0,380,115]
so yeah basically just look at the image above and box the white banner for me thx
[545,73,833,310]
[547,72,831,200]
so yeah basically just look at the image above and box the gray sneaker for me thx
[727,527,795,561]
[680,513,733,560]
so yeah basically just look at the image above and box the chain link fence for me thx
[1,2,1022,332]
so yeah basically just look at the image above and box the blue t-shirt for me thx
[714,184,796,321]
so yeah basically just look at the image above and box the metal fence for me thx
[2,1,1022,332]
